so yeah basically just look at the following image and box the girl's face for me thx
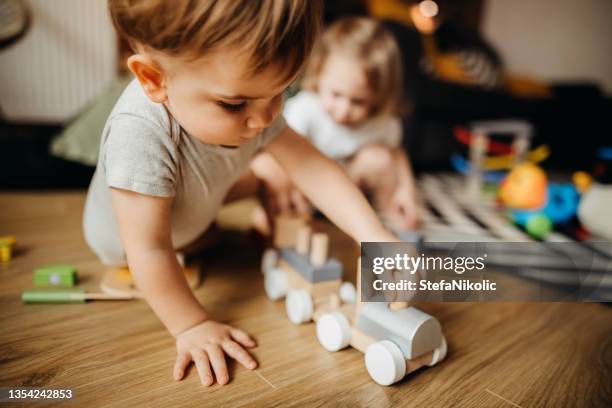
[317,54,376,127]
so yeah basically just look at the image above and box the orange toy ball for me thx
[499,163,547,209]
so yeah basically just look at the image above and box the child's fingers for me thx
[230,327,256,347]
[206,345,229,385]
[262,197,278,226]
[173,352,191,381]
[222,339,257,370]
[191,349,214,386]
[291,190,311,215]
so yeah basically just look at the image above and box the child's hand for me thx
[174,320,257,386]
[259,177,311,218]
[251,152,312,218]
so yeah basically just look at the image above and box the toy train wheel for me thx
[264,267,288,301]
[285,289,313,324]
[316,312,351,351]
[427,336,448,366]
[339,281,356,304]
[365,340,406,386]
[261,248,278,275]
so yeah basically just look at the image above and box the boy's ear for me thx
[127,54,168,103]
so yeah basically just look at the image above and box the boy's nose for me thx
[247,108,275,130]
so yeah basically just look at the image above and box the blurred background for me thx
[1,0,611,189]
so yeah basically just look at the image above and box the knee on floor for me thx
[353,144,395,174]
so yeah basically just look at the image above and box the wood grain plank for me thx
[0,192,611,407]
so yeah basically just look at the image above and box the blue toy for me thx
[509,184,581,238]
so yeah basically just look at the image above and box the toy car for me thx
[261,215,356,324]
[316,261,447,386]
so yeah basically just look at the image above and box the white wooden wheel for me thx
[316,312,351,351]
[365,340,407,386]
[260,248,278,275]
[339,281,357,304]
[427,336,448,366]
[285,289,313,324]
[264,267,288,301]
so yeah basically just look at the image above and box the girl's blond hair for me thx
[303,16,404,117]
[108,0,321,82]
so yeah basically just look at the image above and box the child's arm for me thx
[264,127,398,243]
[389,147,420,229]
[110,189,257,386]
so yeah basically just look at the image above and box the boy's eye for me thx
[217,100,246,112]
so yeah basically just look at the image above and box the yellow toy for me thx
[0,236,17,263]
[100,253,200,298]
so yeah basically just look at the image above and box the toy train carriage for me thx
[316,261,447,386]
[261,215,356,324]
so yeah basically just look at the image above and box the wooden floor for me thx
[1,192,611,408]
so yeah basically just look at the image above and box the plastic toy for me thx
[22,289,133,304]
[0,236,16,263]
[316,260,447,386]
[451,120,553,196]
[34,264,77,287]
[454,125,549,169]
[261,215,356,324]
[499,163,581,238]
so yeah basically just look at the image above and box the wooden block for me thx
[280,259,341,301]
[310,233,329,266]
[34,264,77,287]
[389,301,409,311]
[274,215,307,248]
[296,226,311,255]
[406,351,434,374]
[313,293,340,311]
[311,279,341,299]
[350,328,376,353]
[312,296,348,322]
[329,293,341,309]
[279,259,311,291]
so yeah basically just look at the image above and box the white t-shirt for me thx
[83,79,286,266]
[284,90,402,160]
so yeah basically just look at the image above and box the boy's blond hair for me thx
[303,16,404,117]
[109,0,321,81]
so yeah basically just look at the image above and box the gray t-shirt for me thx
[83,79,285,266]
